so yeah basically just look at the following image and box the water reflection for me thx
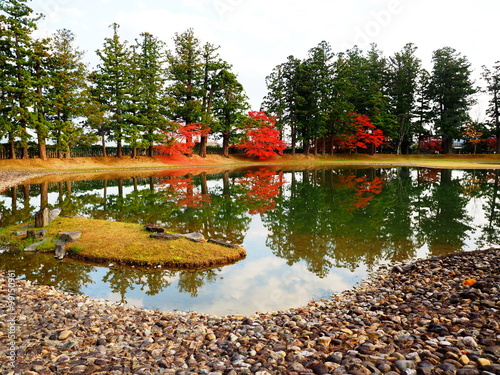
[1,167,499,315]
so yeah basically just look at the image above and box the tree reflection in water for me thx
[1,167,499,311]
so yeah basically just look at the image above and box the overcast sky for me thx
[30,0,499,118]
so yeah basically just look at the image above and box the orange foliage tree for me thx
[156,123,211,156]
[332,113,385,154]
[235,111,288,160]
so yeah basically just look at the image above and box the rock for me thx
[24,239,53,252]
[58,231,82,243]
[182,232,205,242]
[477,358,492,366]
[35,207,50,227]
[150,233,180,241]
[459,355,470,366]
[49,208,62,222]
[54,240,67,260]
[462,337,478,347]
[11,230,27,236]
[207,239,239,248]
[145,224,165,233]
[485,346,500,357]
[456,369,480,375]
[395,360,418,372]
[58,330,73,340]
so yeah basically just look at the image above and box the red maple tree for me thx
[235,111,288,160]
[333,113,385,154]
[157,123,211,156]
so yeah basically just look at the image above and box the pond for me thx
[0,166,499,315]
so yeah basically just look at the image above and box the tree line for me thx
[2,0,500,159]
[263,42,500,155]
[0,0,250,160]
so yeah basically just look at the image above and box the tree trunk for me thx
[149,145,155,158]
[132,147,137,158]
[199,136,208,158]
[222,131,230,158]
[442,136,453,154]
[9,136,16,160]
[117,139,123,158]
[40,181,49,209]
[38,133,47,160]
[101,134,107,157]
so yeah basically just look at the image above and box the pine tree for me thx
[428,47,477,154]
[482,62,500,153]
[0,0,40,159]
[134,32,171,157]
[92,23,131,158]
[212,69,249,157]
[45,29,92,158]
[388,43,422,154]
[166,28,204,126]
[198,42,229,158]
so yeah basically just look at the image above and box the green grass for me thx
[3,217,246,269]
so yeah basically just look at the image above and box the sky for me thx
[29,0,500,118]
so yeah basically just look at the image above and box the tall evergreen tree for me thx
[388,43,422,154]
[482,62,500,153]
[134,32,171,157]
[166,28,204,126]
[0,0,40,159]
[263,55,302,154]
[427,47,477,154]
[45,29,92,158]
[211,69,249,158]
[31,38,51,160]
[414,69,433,142]
[198,42,229,158]
[92,23,131,158]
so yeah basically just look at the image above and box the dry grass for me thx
[4,217,246,269]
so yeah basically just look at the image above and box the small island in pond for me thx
[3,216,246,269]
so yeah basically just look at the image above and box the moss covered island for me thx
[2,217,246,269]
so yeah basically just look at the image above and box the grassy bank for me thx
[1,153,500,174]
[2,217,246,269]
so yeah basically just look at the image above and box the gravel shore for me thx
[1,248,499,375]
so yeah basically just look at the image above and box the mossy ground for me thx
[1,217,246,269]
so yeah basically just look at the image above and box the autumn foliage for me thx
[236,169,285,214]
[235,111,288,160]
[332,113,385,153]
[157,123,210,156]
[157,176,211,209]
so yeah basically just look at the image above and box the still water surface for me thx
[0,166,499,315]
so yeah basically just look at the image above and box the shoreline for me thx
[2,153,500,194]
[1,248,499,374]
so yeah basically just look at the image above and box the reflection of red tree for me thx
[332,173,385,210]
[418,169,441,184]
[237,169,285,214]
[157,176,211,209]
[353,176,384,209]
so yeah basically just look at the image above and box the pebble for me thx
[0,247,499,374]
